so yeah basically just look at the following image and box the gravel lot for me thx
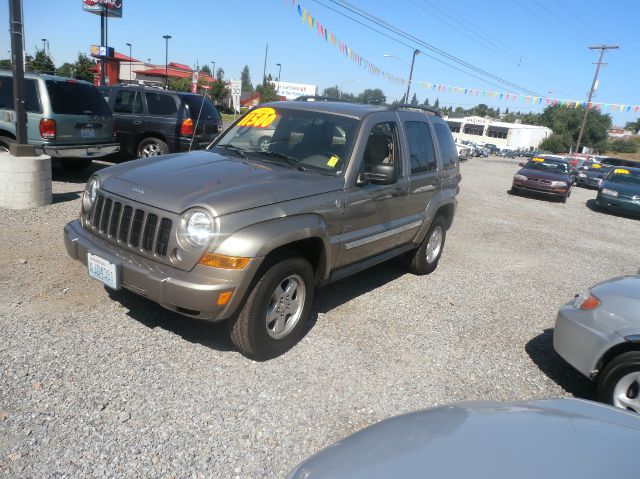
[1,156,639,477]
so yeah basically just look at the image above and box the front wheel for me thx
[597,351,640,412]
[406,216,447,275]
[230,256,314,360]
[0,135,15,152]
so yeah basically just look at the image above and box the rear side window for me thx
[145,92,177,116]
[46,80,110,115]
[114,90,143,114]
[405,121,436,174]
[433,122,458,170]
[0,77,41,112]
[182,95,220,120]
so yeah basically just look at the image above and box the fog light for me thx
[217,291,233,306]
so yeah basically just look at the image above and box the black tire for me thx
[559,195,567,203]
[230,256,315,360]
[597,351,640,412]
[406,216,447,276]
[0,135,15,152]
[511,186,520,195]
[59,158,92,171]
[137,137,169,158]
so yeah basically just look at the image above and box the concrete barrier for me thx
[0,152,52,209]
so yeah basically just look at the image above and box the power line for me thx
[322,0,541,96]
[312,0,528,92]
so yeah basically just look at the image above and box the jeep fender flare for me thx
[413,191,457,244]
[215,214,332,280]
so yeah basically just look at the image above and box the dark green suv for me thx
[0,71,119,169]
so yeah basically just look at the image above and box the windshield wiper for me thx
[217,144,247,159]
[259,151,306,171]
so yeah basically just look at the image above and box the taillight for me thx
[39,118,56,140]
[180,118,194,136]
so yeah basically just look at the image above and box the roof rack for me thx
[294,95,354,103]
[389,104,441,117]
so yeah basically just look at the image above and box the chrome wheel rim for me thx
[258,137,270,152]
[613,371,640,412]
[266,274,306,340]
[0,144,8,153]
[141,143,162,157]
[426,226,443,263]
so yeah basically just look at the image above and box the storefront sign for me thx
[272,81,317,100]
[83,0,123,18]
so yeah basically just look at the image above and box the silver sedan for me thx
[554,274,640,412]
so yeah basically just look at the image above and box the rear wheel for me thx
[0,135,15,152]
[406,216,447,275]
[59,158,92,171]
[137,137,169,158]
[257,136,271,152]
[230,256,314,360]
[597,351,640,412]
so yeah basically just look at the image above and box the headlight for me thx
[578,173,586,178]
[514,174,528,181]
[572,290,601,310]
[179,209,215,248]
[82,176,99,211]
[601,188,618,197]
[550,181,567,187]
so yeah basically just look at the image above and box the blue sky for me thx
[1,0,638,125]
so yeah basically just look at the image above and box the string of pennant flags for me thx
[290,1,640,114]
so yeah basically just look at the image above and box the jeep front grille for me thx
[88,194,173,258]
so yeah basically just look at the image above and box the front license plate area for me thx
[87,252,120,289]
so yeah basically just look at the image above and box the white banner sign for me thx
[272,81,317,100]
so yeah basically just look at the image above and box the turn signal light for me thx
[180,118,194,136]
[217,291,233,306]
[39,118,56,139]
[199,253,250,270]
[572,291,601,310]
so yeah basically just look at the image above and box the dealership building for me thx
[445,116,552,150]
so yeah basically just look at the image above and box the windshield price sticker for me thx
[532,157,545,162]
[237,107,278,128]
[614,168,630,174]
[592,164,602,169]
[327,155,340,167]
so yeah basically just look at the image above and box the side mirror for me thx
[518,162,525,167]
[363,164,397,185]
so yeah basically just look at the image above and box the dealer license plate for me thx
[81,128,95,138]
[87,252,119,289]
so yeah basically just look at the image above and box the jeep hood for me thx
[99,150,343,215]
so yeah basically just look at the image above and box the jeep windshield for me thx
[213,106,358,174]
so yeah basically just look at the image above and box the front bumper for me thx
[64,219,261,320]
[596,194,640,216]
[553,303,624,378]
[42,142,120,158]
[513,180,568,197]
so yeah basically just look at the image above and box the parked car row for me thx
[0,70,222,169]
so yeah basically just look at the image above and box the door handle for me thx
[133,120,142,126]
[391,187,408,197]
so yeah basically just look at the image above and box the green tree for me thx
[538,105,611,151]
[241,65,253,93]
[167,77,191,92]
[540,133,573,153]
[433,98,440,109]
[357,88,386,105]
[322,86,342,98]
[200,64,211,75]
[608,138,638,153]
[210,80,229,104]
[410,93,419,106]
[216,67,225,81]
[57,62,75,77]
[74,53,96,82]
[28,49,55,74]
[0,58,11,69]
[423,97,430,107]
[625,118,640,133]
[256,81,280,103]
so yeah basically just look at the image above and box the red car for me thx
[511,156,572,203]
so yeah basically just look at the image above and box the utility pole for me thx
[405,49,420,105]
[8,0,34,156]
[575,44,619,152]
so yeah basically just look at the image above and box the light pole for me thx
[383,49,420,103]
[211,61,216,79]
[41,38,48,55]
[125,42,132,83]
[276,63,282,82]
[339,79,358,99]
[162,35,172,89]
